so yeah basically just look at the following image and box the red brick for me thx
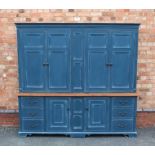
[0,113,19,127]
[137,112,155,128]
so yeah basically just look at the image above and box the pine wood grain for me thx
[18,92,139,97]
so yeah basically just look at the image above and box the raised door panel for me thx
[22,32,45,49]
[47,29,71,92]
[112,33,132,49]
[46,98,69,132]
[111,51,131,90]
[110,32,135,91]
[48,50,70,91]
[86,51,108,91]
[85,97,109,131]
[85,31,109,92]
[23,50,45,90]
[72,62,83,91]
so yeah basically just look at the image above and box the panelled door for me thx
[46,97,70,132]
[70,98,84,131]
[47,29,71,92]
[85,97,109,131]
[19,29,46,91]
[85,29,109,92]
[110,31,135,91]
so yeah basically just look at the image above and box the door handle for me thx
[74,32,81,35]
[85,107,88,111]
[30,124,38,128]
[119,112,127,117]
[106,63,113,67]
[118,123,126,128]
[29,112,37,117]
[43,62,49,66]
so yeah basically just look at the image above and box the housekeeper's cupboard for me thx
[16,23,139,137]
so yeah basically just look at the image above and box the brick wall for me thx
[0,9,155,112]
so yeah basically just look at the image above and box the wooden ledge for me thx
[18,92,140,97]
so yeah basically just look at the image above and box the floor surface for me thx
[0,127,154,146]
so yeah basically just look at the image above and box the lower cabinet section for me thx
[19,96,137,137]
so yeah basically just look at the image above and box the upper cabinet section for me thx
[16,24,139,92]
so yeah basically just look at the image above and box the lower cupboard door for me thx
[85,97,109,132]
[70,98,84,132]
[46,98,70,132]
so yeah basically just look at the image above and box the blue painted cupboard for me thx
[16,23,139,137]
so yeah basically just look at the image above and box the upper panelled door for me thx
[47,29,71,92]
[85,30,109,92]
[19,30,46,91]
[110,31,135,91]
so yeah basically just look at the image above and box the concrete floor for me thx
[0,127,154,146]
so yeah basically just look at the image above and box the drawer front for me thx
[21,97,44,109]
[112,108,134,118]
[111,120,133,132]
[21,108,44,119]
[112,97,136,108]
[22,119,44,132]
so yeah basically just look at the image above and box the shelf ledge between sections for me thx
[17,92,140,97]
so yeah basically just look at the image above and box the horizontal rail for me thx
[18,92,140,97]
